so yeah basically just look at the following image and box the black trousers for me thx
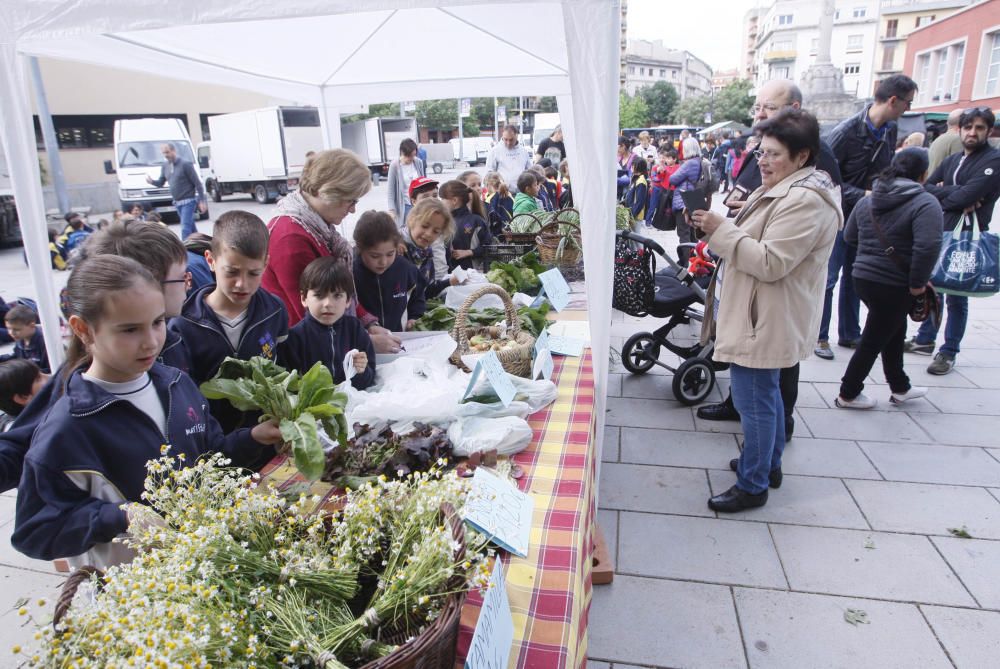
[840,277,913,399]
[723,363,799,418]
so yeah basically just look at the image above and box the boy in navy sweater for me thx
[0,305,49,374]
[353,210,422,330]
[170,211,289,432]
[282,257,375,390]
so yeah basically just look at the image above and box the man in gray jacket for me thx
[147,143,206,239]
[487,125,533,192]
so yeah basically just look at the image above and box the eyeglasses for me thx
[162,272,192,286]
[752,149,785,162]
[896,96,914,110]
[750,103,783,115]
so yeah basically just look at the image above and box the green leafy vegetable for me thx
[279,413,324,481]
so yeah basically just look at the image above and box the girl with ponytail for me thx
[439,179,494,271]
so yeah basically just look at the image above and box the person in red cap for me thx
[408,177,439,208]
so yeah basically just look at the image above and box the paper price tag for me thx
[532,347,554,380]
[461,351,517,407]
[464,560,513,669]
[464,467,533,557]
[534,328,550,356]
[538,268,571,311]
[548,335,584,357]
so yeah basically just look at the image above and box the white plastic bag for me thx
[448,416,533,457]
[444,271,506,311]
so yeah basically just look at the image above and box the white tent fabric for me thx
[0,0,619,466]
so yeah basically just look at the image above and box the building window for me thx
[844,62,861,75]
[772,65,791,79]
[810,38,819,54]
[773,39,792,51]
[639,67,644,75]
[778,14,793,25]
[885,19,898,39]
[835,10,841,20]
[852,7,866,18]
[31,113,188,150]
[847,34,864,51]
[672,70,678,79]
[881,44,897,71]
[628,65,635,74]
[986,32,1000,96]
[660,68,666,77]
[916,41,965,104]
[916,15,935,28]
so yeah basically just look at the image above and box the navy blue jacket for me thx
[825,104,898,219]
[170,285,288,432]
[404,241,450,310]
[448,206,494,271]
[11,363,265,561]
[925,143,1000,231]
[281,312,375,390]
[486,193,514,236]
[353,255,420,330]
[0,328,50,374]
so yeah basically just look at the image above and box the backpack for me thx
[694,159,716,206]
[613,236,656,317]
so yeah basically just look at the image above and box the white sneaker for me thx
[890,387,928,405]
[835,394,877,409]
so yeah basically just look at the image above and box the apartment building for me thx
[874,0,971,94]
[623,39,714,99]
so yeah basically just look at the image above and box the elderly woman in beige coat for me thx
[690,110,842,513]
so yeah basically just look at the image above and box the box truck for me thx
[340,117,418,180]
[103,117,208,221]
[0,142,18,247]
[198,107,324,204]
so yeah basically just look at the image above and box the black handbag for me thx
[613,236,656,317]
[869,209,940,325]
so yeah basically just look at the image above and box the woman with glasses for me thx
[690,109,841,513]
[261,150,402,353]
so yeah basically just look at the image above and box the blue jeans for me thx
[645,186,664,226]
[818,230,861,343]
[176,199,197,240]
[915,293,968,356]
[730,364,785,495]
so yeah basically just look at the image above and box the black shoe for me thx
[708,485,768,513]
[729,459,783,488]
[697,401,740,422]
[837,339,861,349]
[785,415,794,442]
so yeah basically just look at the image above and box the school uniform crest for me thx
[259,332,278,359]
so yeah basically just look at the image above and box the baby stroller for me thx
[613,229,722,405]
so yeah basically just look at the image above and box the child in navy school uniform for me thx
[403,198,460,309]
[0,360,47,433]
[0,220,198,494]
[170,211,289,433]
[484,172,514,236]
[0,305,49,374]
[11,255,283,570]
[440,179,493,272]
[281,257,375,391]
[353,210,423,331]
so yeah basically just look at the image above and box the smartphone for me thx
[680,188,709,213]
[724,185,750,208]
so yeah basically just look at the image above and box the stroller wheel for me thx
[622,333,660,375]
[672,358,715,405]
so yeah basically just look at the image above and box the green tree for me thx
[416,99,460,131]
[340,102,402,124]
[618,91,649,129]
[669,94,712,125]
[537,96,558,113]
[639,82,679,124]
[714,79,754,125]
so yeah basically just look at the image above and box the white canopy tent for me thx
[0,0,619,462]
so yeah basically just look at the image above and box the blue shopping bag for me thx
[930,212,1000,297]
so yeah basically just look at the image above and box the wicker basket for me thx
[482,240,535,264]
[450,284,534,377]
[536,218,582,267]
[53,565,104,629]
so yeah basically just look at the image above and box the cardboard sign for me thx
[534,328,550,355]
[462,351,517,407]
[532,347,554,380]
[464,560,514,669]
[464,467,533,557]
[537,268,571,311]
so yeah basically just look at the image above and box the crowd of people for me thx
[616,75,1000,513]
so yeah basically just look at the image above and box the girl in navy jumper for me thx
[440,180,494,272]
[484,172,514,236]
[353,210,422,331]
[403,198,459,303]
[282,257,375,390]
[11,255,283,570]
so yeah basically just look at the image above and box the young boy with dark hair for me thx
[513,172,542,214]
[281,257,375,391]
[353,210,422,331]
[0,360,47,432]
[0,305,49,374]
[170,210,289,432]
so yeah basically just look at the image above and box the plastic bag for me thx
[444,271,506,311]
[930,212,1000,297]
[448,416,533,457]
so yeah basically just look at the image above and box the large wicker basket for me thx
[450,284,534,377]
[536,210,582,267]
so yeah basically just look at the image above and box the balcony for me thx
[763,49,797,62]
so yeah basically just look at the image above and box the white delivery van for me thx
[104,117,207,220]
[449,137,493,165]
[341,117,418,180]
[199,107,324,204]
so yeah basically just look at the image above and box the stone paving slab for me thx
[777,438,882,480]
[796,407,930,443]
[845,479,1000,539]
[734,588,953,669]
[858,441,1000,486]
[619,427,739,470]
[921,605,1000,669]
[929,537,1000,610]
[945,365,1000,389]
[909,413,1000,448]
[605,397,695,431]
[707,471,870,530]
[589,575,746,669]
[0,566,66,654]
[924,386,1000,414]
[617,512,787,588]
[599,463,714,518]
[769,525,977,607]
[602,426,621,463]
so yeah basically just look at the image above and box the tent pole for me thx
[317,87,343,150]
[456,99,463,164]
[28,57,70,216]
[0,47,66,368]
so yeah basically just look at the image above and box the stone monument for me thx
[801,0,861,124]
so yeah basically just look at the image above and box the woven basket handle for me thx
[539,219,580,237]
[451,284,521,355]
[53,565,104,628]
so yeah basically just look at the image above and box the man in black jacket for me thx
[816,74,917,360]
[907,106,1000,375]
[696,79,844,440]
